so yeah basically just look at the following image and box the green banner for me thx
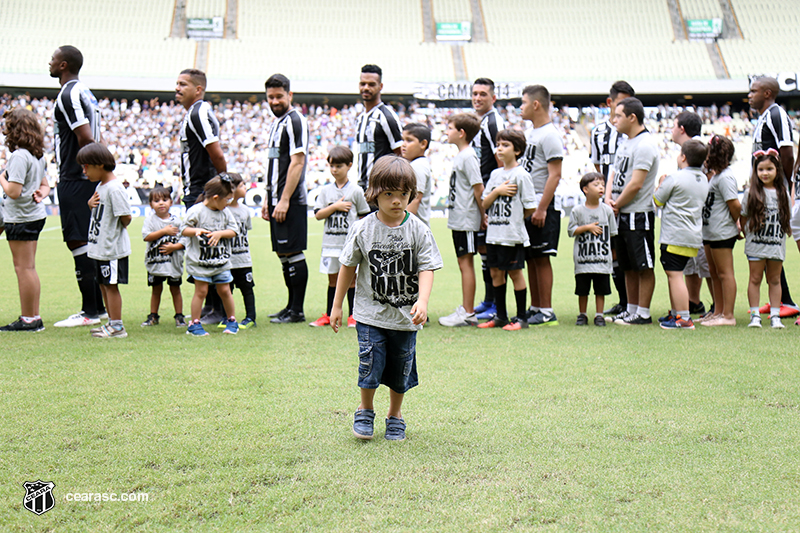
[686,19,722,39]
[436,22,471,41]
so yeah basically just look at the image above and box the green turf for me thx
[1,214,799,532]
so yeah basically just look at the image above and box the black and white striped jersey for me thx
[179,100,221,203]
[471,107,504,184]
[590,119,625,180]
[54,79,100,181]
[265,107,308,207]
[354,102,402,190]
[751,103,793,161]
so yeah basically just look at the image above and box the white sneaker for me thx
[771,316,785,329]
[748,315,762,328]
[55,312,102,328]
[438,306,478,327]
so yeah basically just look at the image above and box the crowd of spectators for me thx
[0,92,773,208]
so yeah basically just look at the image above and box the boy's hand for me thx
[163,224,179,236]
[481,212,488,230]
[587,222,603,236]
[495,180,518,197]
[531,209,546,227]
[260,203,270,221]
[32,189,47,203]
[159,242,181,254]
[88,191,100,208]
[410,301,428,325]
[330,306,343,333]
[207,230,225,246]
[334,197,352,212]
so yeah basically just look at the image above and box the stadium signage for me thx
[748,73,800,95]
[686,19,723,39]
[413,82,524,101]
[186,17,224,39]
[435,22,472,41]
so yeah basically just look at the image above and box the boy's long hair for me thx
[76,142,115,170]
[705,135,734,175]
[3,108,45,159]
[745,152,791,236]
[365,156,417,204]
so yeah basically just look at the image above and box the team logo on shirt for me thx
[576,224,611,265]
[752,209,784,245]
[326,211,350,235]
[23,480,55,516]
[367,235,418,308]
[487,195,513,224]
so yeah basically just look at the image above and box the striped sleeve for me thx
[59,82,89,130]
[189,102,219,147]
[770,106,794,147]
[287,110,308,156]
[589,125,600,164]
[486,112,501,154]
[379,106,403,150]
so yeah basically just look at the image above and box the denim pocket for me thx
[358,343,373,378]
[401,349,415,377]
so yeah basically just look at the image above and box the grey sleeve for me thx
[338,223,363,267]
[633,139,659,171]
[543,131,564,161]
[567,209,580,238]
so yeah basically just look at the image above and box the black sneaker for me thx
[619,314,653,326]
[174,313,187,327]
[594,315,606,327]
[603,303,625,316]
[141,313,159,327]
[689,301,706,315]
[270,311,305,324]
[575,314,589,326]
[0,317,45,332]
[268,307,290,319]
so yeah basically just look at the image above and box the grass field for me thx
[2,213,800,532]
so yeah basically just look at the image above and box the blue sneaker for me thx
[186,321,208,337]
[353,409,375,440]
[239,318,256,329]
[476,303,497,320]
[474,300,493,314]
[385,416,406,441]
[223,318,239,335]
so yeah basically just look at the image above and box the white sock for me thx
[770,307,780,317]
[627,304,637,315]
[678,310,689,319]
[637,307,651,319]
[541,307,553,317]
[21,316,35,323]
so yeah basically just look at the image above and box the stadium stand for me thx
[432,0,472,24]
[678,0,723,21]
[185,0,227,19]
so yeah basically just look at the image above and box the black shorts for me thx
[659,244,691,272]
[95,257,129,285]
[575,273,611,296]
[616,212,655,272]
[5,218,46,241]
[231,266,255,290]
[475,230,486,248]
[147,274,182,287]
[704,236,738,249]
[270,204,308,254]
[525,203,560,258]
[486,243,526,271]
[451,230,478,258]
[57,179,97,242]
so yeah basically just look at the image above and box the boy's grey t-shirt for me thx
[447,146,482,231]
[180,203,238,277]
[611,130,660,214]
[482,166,536,246]
[654,167,709,249]
[4,148,47,223]
[142,212,185,278]
[339,212,443,331]
[410,157,432,226]
[702,167,740,241]
[227,204,253,269]
[741,187,786,261]
[520,122,564,196]
[88,179,131,261]
[314,180,370,256]
[568,203,618,275]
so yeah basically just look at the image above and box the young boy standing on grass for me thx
[311,146,370,328]
[330,156,442,442]
[225,173,258,329]
[439,113,484,327]
[568,173,618,326]
[477,129,536,330]
[80,143,132,339]
[401,123,433,227]
[653,139,709,330]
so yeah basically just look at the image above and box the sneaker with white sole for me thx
[91,324,127,338]
[771,316,785,329]
[55,312,101,328]
[527,311,558,326]
[186,321,209,336]
[0,317,45,332]
[748,315,762,328]
[353,408,375,440]
[438,306,478,327]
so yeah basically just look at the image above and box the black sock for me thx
[327,286,336,316]
[281,261,294,310]
[481,256,493,303]
[241,286,256,321]
[612,264,627,306]
[780,267,795,306]
[74,253,101,317]
[288,257,308,314]
[347,287,356,316]
[514,288,527,320]
[494,282,508,321]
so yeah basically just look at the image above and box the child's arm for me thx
[314,197,352,220]
[481,180,517,211]
[410,270,434,325]
[0,170,22,199]
[207,228,236,246]
[330,265,357,333]
[726,198,742,223]
[531,159,562,226]
[407,194,423,215]
[120,215,132,228]
[144,225,180,242]
[33,178,50,203]
[472,183,487,228]
[571,223,603,236]
[160,241,185,254]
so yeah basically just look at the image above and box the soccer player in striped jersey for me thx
[354,64,402,193]
[748,76,798,319]
[471,78,505,319]
[48,45,106,328]
[590,81,634,317]
[260,74,310,323]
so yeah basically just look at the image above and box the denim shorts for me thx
[192,270,234,284]
[356,322,418,394]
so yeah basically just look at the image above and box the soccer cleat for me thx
[688,301,706,315]
[575,314,589,326]
[660,315,695,330]
[474,300,493,314]
[780,305,799,318]
[270,311,305,324]
[55,312,101,328]
[502,317,528,330]
[594,315,606,327]
[658,311,674,323]
[223,318,239,334]
[617,314,653,326]
[384,416,406,441]
[269,307,290,318]
[0,317,45,332]
[475,303,497,320]
[91,324,127,338]
[603,303,625,316]
[309,314,331,327]
[795,317,800,326]
[477,316,508,329]
[527,311,558,326]
[186,321,209,336]
[438,306,478,327]
[174,313,187,327]
[239,318,256,329]
[140,313,159,327]
[347,315,357,328]
[770,316,785,329]
[353,408,375,440]
[747,315,762,328]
